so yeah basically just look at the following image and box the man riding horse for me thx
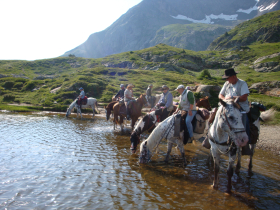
[113,84,125,101]
[124,84,135,120]
[146,84,155,109]
[155,85,173,122]
[77,87,86,106]
[219,68,251,154]
[173,84,197,143]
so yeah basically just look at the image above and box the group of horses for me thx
[66,94,274,194]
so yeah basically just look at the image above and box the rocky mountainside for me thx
[208,10,280,50]
[149,24,232,51]
[63,0,280,58]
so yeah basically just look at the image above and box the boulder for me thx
[249,81,280,97]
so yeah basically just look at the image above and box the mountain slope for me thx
[149,24,232,51]
[63,0,280,58]
[208,10,280,50]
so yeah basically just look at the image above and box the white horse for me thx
[139,114,187,166]
[209,99,249,193]
[66,98,99,118]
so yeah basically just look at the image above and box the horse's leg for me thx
[178,138,187,167]
[226,154,235,193]
[120,116,124,133]
[211,148,220,189]
[235,148,241,176]
[80,108,83,118]
[248,144,256,177]
[91,106,95,118]
[164,142,173,163]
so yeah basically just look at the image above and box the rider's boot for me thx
[189,136,195,143]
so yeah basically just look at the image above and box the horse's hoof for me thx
[211,184,218,190]
[235,171,240,177]
[225,189,232,194]
[247,171,254,178]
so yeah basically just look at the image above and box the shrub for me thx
[14,82,24,89]
[3,94,15,101]
[22,81,41,91]
[3,81,14,89]
[198,69,212,80]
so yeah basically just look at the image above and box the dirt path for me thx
[258,125,280,156]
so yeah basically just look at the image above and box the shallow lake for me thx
[0,112,279,209]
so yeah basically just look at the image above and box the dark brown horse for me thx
[113,94,149,132]
[196,96,211,111]
[104,101,118,121]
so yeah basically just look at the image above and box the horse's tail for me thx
[95,100,100,114]
[260,108,276,122]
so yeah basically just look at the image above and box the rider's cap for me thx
[161,85,169,90]
[127,84,134,88]
[79,87,83,90]
[175,84,184,90]
[222,68,239,79]
[148,84,153,87]
[120,84,124,88]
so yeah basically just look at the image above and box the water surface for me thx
[0,112,279,209]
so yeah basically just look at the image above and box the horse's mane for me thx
[140,115,173,153]
[107,101,117,109]
[133,111,156,132]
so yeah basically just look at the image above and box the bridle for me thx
[209,103,246,155]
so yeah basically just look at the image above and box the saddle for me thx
[173,111,197,144]
[77,96,88,106]
[119,100,134,116]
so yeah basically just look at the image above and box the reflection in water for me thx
[0,112,279,209]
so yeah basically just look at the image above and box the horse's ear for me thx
[219,98,227,107]
[205,96,209,99]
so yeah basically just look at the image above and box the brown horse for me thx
[104,101,118,121]
[113,94,149,132]
[196,96,211,111]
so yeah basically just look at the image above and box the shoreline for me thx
[1,107,279,156]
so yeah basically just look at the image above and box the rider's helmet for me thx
[79,87,83,90]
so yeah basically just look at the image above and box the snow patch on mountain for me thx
[172,0,279,23]
[171,13,238,24]
[237,0,278,14]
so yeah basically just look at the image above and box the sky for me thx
[0,0,142,61]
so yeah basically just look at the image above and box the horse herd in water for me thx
[65,95,274,194]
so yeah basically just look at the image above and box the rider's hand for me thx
[188,110,192,116]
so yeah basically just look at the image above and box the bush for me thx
[198,69,211,80]
[14,82,24,89]
[22,81,41,91]
[3,94,15,101]
[3,81,14,89]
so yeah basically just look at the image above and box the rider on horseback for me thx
[124,84,134,120]
[155,85,173,122]
[173,84,197,142]
[77,87,85,106]
[114,84,125,100]
[219,68,251,154]
[146,84,155,108]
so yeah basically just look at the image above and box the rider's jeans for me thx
[185,110,197,138]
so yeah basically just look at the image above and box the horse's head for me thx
[196,96,211,111]
[219,99,248,147]
[130,112,157,153]
[66,108,70,117]
[139,140,150,164]
[141,94,150,107]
